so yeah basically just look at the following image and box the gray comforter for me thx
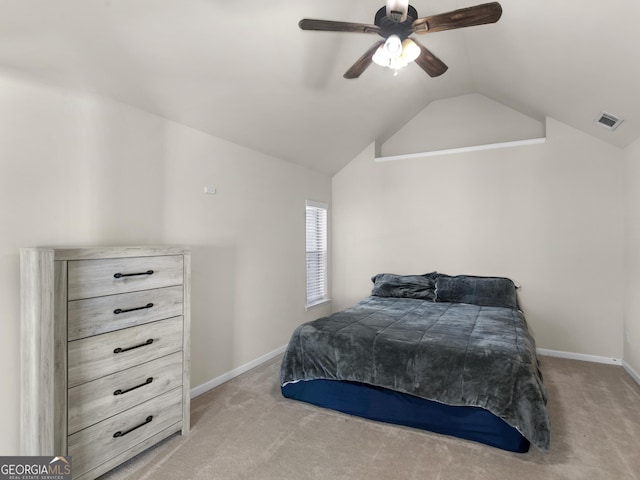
[280,296,550,451]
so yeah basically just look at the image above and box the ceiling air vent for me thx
[595,111,623,131]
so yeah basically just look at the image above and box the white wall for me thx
[157,125,332,385]
[380,93,545,157]
[624,138,640,375]
[333,117,624,361]
[0,69,331,454]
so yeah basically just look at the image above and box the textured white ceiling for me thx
[0,0,637,175]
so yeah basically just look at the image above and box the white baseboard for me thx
[536,349,640,386]
[536,348,622,365]
[190,345,639,399]
[190,344,287,399]
[623,360,640,385]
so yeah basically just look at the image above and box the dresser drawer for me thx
[68,388,183,478]
[68,317,183,387]
[68,352,183,435]
[68,286,184,341]
[68,255,184,300]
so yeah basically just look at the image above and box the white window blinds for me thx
[306,200,328,307]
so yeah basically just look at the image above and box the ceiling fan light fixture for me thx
[372,45,390,67]
[373,35,420,73]
[373,34,399,67]
[401,38,420,63]
[385,34,403,56]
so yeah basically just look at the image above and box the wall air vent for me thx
[595,111,623,131]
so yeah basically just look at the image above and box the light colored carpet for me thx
[101,355,640,480]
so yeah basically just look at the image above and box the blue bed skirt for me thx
[281,379,530,453]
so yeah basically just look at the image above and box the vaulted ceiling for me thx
[0,0,638,175]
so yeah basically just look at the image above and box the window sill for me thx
[305,299,331,311]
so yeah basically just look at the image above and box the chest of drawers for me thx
[20,246,190,480]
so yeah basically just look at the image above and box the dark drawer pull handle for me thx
[113,303,154,315]
[113,415,153,438]
[113,377,153,396]
[113,338,153,354]
[113,270,154,279]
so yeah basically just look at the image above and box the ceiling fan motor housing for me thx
[374,5,418,39]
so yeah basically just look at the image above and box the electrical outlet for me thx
[203,186,216,195]
[625,329,631,344]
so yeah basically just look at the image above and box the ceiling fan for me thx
[299,1,502,79]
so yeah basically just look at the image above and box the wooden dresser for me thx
[20,246,190,480]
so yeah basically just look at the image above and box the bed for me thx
[280,272,550,452]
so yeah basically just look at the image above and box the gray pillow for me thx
[435,274,519,309]
[371,272,438,301]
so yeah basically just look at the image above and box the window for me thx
[306,200,329,308]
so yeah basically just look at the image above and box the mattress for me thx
[280,291,550,451]
[281,378,530,452]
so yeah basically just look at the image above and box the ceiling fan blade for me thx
[412,2,502,34]
[344,40,385,79]
[412,39,448,77]
[299,19,380,34]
